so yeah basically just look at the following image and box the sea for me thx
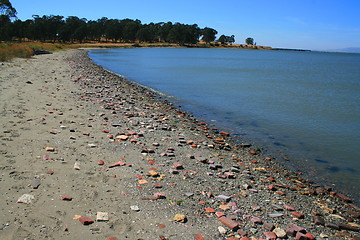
[88,48,360,202]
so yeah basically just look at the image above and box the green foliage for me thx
[0,0,17,18]
[246,37,254,45]
[201,27,217,44]
[217,34,235,45]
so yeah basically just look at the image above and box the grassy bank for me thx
[0,42,69,61]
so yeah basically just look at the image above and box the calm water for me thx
[89,48,360,201]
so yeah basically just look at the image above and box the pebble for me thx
[17,194,35,204]
[173,214,187,223]
[73,162,80,170]
[96,212,109,221]
[130,206,140,211]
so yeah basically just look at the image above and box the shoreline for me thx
[0,49,359,239]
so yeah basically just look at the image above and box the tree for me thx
[201,27,217,44]
[217,34,235,45]
[246,37,254,45]
[0,0,17,19]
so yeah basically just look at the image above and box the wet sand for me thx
[0,49,359,240]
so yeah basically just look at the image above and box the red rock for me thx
[154,193,166,199]
[158,224,166,228]
[288,223,306,233]
[336,193,352,202]
[305,233,315,240]
[103,130,109,133]
[173,162,183,169]
[98,160,105,165]
[250,216,262,224]
[153,183,162,188]
[240,237,250,240]
[194,233,205,240]
[215,212,226,218]
[107,237,117,240]
[205,207,215,213]
[295,232,308,240]
[263,232,277,239]
[283,204,295,211]
[313,215,325,225]
[78,216,94,225]
[291,211,305,219]
[108,161,125,168]
[61,195,73,201]
[267,185,277,191]
[46,170,54,175]
[268,177,276,182]
[226,238,238,240]
[218,217,239,231]
[220,131,230,136]
[43,154,51,160]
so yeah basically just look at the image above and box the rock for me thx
[205,207,215,213]
[108,161,126,168]
[130,205,140,211]
[98,160,105,165]
[291,211,305,219]
[218,217,239,231]
[173,214,187,223]
[73,162,80,170]
[61,195,73,201]
[194,233,205,240]
[295,232,308,240]
[31,177,41,189]
[325,222,339,230]
[17,194,35,204]
[218,226,227,234]
[96,212,109,221]
[45,146,55,152]
[78,216,94,225]
[273,227,287,238]
[263,231,277,239]
[250,216,262,224]
[263,221,275,231]
[173,162,183,169]
[283,204,295,211]
[313,215,325,225]
[216,194,231,202]
[268,212,283,218]
[336,193,352,202]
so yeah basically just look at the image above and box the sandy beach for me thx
[0,49,359,240]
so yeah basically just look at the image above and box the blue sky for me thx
[10,0,360,50]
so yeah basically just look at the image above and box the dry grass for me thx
[0,42,68,62]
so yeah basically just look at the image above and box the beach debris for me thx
[218,216,239,231]
[17,194,35,204]
[108,161,125,168]
[96,212,109,221]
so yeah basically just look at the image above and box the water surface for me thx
[89,48,360,201]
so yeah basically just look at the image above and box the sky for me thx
[10,0,360,50]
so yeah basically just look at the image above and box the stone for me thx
[73,162,80,170]
[250,216,262,224]
[130,205,140,211]
[218,226,227,234]
[96,212,109,221]
[273,227,287,238]
[31,178,41,189]
[173,162,183,169]
[283,204,295,211]
[295,232,308,240]
[313,215,325,225]
[338,223,360,232]
[291,211,305,219]
[218,217,239,231]
[108,161,126,168]
[325,222,339,230]
[336,193,352,202]
[263,231,277,239]
[17,194,35,204]
[263,221,275,231]
[268,212,283,217]
[61,195,73,201]
[194,234,205,240]
[174,214,187,223]
[154,192,166,199]
[205,207,215,213]
[288,223,306,233]
[78,216,94,225]
[45,147,55,152]
[216,194,231,202]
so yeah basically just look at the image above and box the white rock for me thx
[17,194,35,204]
[96,212,109,221]
[218,226,227,234]
[130,205,140,211]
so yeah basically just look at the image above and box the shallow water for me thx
[89,48,360,201]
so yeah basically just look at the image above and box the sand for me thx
[0,49,359,240]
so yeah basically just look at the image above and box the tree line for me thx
[1,14,230,45]
[1,0,256,46]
